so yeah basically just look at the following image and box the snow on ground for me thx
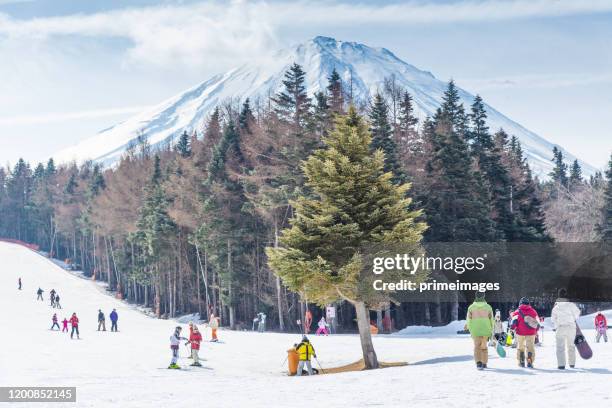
[1,241,611,408]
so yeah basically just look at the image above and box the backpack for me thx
[519,310,540,329]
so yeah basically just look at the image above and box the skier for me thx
[50,313,60,330]
[594,311,608,343]
[36,288,44,301]
[258,312,267,333]
[168,326,188,369]
[209,313,220,342]
[97,309,106,331]
[511,297,540,368]
[316,316,329,335]
[551,289,581,369]
[304,309,313,334]
[295,336,316,376]
[70,313,80,339]
[54,294,61,309]
[18,277,22,290]
[50,289,56,307]
[466,290,494,370]
[187,325,203,366]
[62,317,69,333]
[110,309,118,332]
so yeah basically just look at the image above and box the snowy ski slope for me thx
[1,241,611,408]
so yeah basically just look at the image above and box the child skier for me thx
[36,288,44,301]
[51,313,60,330]
[209,313,220,342]
[595,311,608,343]
[62,317,69,333]
[97,309,106,331]
[511,297,540,368]
[70,313,80,339]
[316,316,330,335]
[295,336,316,376]
[110,309,118,332]
[551,289,581,369]
[466,290,494,370]
[169,326,188,369]
[187,325,203,366]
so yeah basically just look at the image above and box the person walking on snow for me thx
[208,313,220,342]
[511,297,540,368]
[295,336,316,376]
[36,288,44,301]
[595,311,608,343]
[168,326,188,369]
[187,325,203,366]
[316,316,329,335]
[257,312,266,333]
[70,313,80,339]
[18,278,22,290]
[62,317,69,333]
[490,310,505,346]
[97,309,106,331]
[54,294,61,309]
[50,289,56,307]
[551,289,581,369]
[466,290,494,370]
[304,309,313,334]
[110,309,118,332]
[51,313,60,330]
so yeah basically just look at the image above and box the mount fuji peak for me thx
[54,36,596,178]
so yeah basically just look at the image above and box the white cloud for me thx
[1,0,611,69]
[0,106,152,126]
[459,73,612,91]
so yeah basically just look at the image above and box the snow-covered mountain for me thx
[54,36,596,177]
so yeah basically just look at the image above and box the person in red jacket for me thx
[511,297,540,368]
[187,325,203,367]
[595,311,608,343]
[62,318,69,333]
[69,313,80,339]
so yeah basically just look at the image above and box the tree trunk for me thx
[274,221,285,331]
[354,301,379,369]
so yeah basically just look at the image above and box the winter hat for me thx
[302,335,309,342]
[519,297,530,305]
[558,288,568,298]
[475,290,486,300]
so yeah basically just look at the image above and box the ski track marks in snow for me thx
[1,241,612,408]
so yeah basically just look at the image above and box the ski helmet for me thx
[302,335,309,342]
[519,297,530,305]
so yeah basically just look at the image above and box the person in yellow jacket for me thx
[295,336,316,376]
[466,290,494,370]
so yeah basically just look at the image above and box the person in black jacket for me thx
[97,309,106,331]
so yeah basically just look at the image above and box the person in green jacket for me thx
[466,290,494,370]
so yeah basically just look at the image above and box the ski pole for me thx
[314,356,325,374]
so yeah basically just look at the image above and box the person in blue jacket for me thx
[110,309,119,332]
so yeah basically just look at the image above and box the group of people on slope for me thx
[35,287,62,308]
[467,289,607,370]
[97,309,119,332]
[168,314,220,369]
[50,312,81,339]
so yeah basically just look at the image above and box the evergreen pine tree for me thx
[239,98,256,134]
[549,147,568,188]
[273,63,312,137]
[175,131,192,158]
[267,107,427,369]
[369,93,404,183]
[569,159,583,190]
[326,68,344,114]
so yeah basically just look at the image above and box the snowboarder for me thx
[551,289,581,369]
[36,288,44,301]
[54,294,61,309]
[110,309,118,332]
[511,297,540,368]
[97,309,106,331]
[62,317,69,333]
[187,325,203,366]
[466,290,494,370]
[595,311,608,343]
[257,312,267,333]
[168,326,188,369]
[18,277,22,290]
[70,313,80,339]
[316,316,329,335]
[51,313,60,330]
[304,309,313,334]
[295,336,316,376]
[209,313,220,342]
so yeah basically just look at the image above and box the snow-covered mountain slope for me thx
[3,240,612,408]
[54,36,596,177]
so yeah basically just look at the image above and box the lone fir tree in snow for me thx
[267,107,427,369]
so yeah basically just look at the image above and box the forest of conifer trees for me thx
[1,64,610,333]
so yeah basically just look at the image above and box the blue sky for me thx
[0,0,611,169]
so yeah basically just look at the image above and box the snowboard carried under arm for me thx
[574,324,593,360]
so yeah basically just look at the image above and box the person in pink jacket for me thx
[595,311,608,343]
[315,317,329,335]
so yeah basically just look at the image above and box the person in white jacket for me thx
[551,289,581,369]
